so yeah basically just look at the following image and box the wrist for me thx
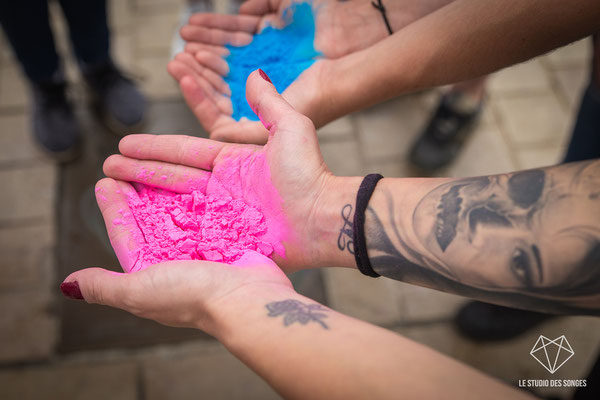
[207,283,303,345]
[327,51,385,118]
[308,175,363,269]
[301,59,337,128]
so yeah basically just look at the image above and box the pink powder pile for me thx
[126,184,274,269]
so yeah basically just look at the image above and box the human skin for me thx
[102,71,600,315]
[102,71,334,273]
[63,72,596,398]
[61,255,529,400]
[173,0,600,143]
[62,259,532,400]
[63,74,533,400]
[168,0,452,142]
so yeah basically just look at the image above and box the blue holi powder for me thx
[225,2,320,121]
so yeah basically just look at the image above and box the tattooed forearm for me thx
[337,204,355,254]
[365,160,600,315]
[266,300,330,329]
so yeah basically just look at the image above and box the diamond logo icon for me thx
[530,335,574,374]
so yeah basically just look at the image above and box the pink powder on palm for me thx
[114,150,288,272]
[127,185,274,270]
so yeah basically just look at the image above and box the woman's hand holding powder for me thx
[61,248,295,334]
[102,70,360,271]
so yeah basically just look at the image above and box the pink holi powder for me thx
[117,151,288,272]
[127,185,274,269]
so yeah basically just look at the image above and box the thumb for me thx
[245,68,324,173]
[245,69,316,139]
[60,268,135,310]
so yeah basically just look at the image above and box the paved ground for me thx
[1,0,599,399]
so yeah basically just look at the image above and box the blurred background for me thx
[0,0,599,399]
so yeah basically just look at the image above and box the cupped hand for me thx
[169,0,388,144]
[181,0,401,59]
[170,0,450,143]
[62,176,294,333]
[168,54,329,143]
[103,70,335,272]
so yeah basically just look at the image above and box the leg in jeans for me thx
[57,0,110,66]
[0,0,60,83]
[0,0,81,160]
[564,34,600,163]
[58,0,146,134]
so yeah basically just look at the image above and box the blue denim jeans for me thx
[0,0,109,83]
[564,35,600,163]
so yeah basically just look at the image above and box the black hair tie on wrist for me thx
[353,174,384,277]
[371,0,393,36]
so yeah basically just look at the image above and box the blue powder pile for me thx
[225,2,321,121]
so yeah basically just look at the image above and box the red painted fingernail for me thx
[60,281,84,300]
[258,69,272,84]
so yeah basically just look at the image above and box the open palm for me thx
[170,0,449,143]
[102,71,333,271]
[169,0,386,143]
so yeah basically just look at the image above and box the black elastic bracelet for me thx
[353,174,384,277]
[371,0,393,36]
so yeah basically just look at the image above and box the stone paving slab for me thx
[0,224,55,290]
[0,64,28,109]
[143,343,280,400]
[515,145,565,170]
[0,362,137,400]
[112,31,137,71]
[553,65,589,110]
[0,113,45,165]
[136,54,182,100]
[543,38,591,69]
[0,289,58,363]
[438,118,517,177]
[316,116,355,141]
[489,58,553,95]
[323,267,402,326]
[135,10,182,55]
[356,94,430,162]
[493,90,570,147]
[0,164,57,224]
[324,267,467,326]
[134,0,186,14]
[320,139,365,176]
[364,159,415,178]
[393,283,467,323]
[109,0,134,33]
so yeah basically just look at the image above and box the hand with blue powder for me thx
[169,0,451,143]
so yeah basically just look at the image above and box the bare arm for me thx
[65,258,531,400]
[102,72,600,314]
[214,286,531,400]
[68,173,530,400]
[311,0,600,126]
[318,160,600,315]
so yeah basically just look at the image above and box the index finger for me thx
[118,134,228,171]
